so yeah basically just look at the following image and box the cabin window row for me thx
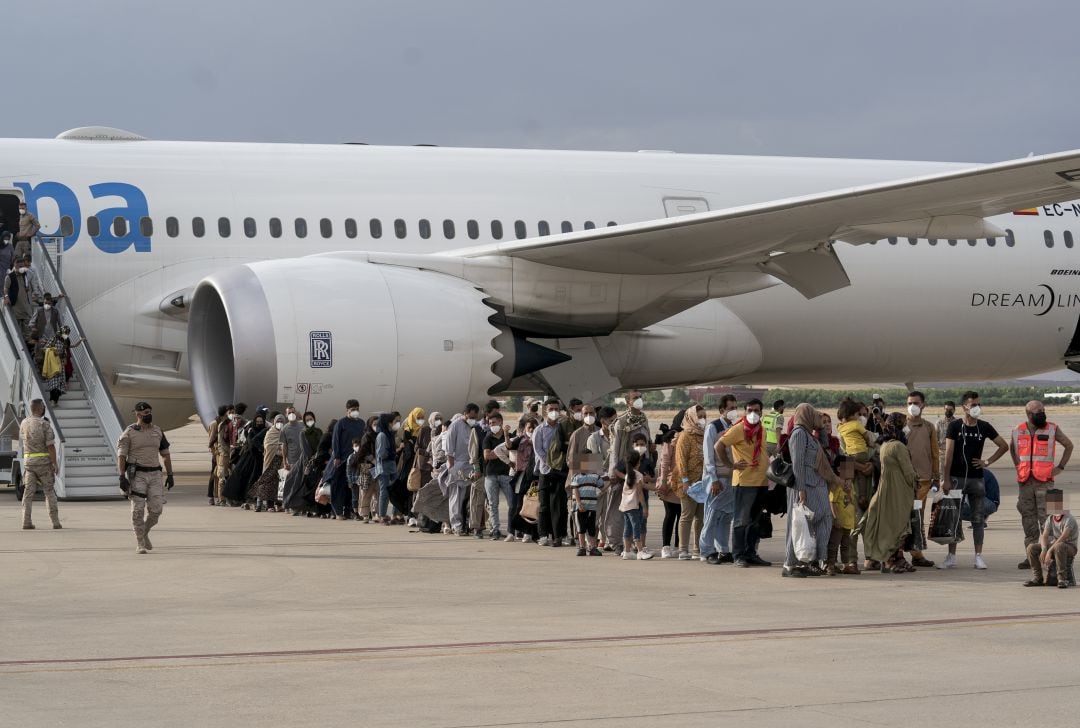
[881,229,1019,248]
[75,215,621,241]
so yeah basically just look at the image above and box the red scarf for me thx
[740,418,764,467]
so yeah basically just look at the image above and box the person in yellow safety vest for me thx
[1011,400,1073,570]
[762,400,785,456]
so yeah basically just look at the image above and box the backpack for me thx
[548,422,569,472]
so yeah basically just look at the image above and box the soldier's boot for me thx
[143,513,159,551]
[1046,557,1059,587]
[1025,560,1044,587]
[142,531,153,551]
[22,497,34,530]
[47,494,61,529]
[134,528,147,554]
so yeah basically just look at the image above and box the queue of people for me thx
[193,389,1077,587]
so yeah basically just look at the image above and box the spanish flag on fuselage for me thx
[1013,208,1039,216]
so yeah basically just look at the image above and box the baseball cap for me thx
[134,401,152,412]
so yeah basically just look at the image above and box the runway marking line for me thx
[2,610,1078,669]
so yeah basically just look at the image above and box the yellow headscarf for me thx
[403,407,426,437]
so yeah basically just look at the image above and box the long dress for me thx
[253,426,283,504]
[223,423,267,503]
[853,440,915,562]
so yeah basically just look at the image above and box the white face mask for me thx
[43,304,51,311]
[907,404,921,417]
[432,419,442,428]
[392,422,401,431]
[416,418,426,427]
[631,398,644,410]
[583,415,596,426]
[353,445,360,452]
[287,413,297,422]
[305,419,315,427]
[547,410,559,421]
[466,418,477,427]
[746,411,761,426]
[858,416,868,427]
[573,411,583,421]
[633,446,647,455]
[726,409,740,423]
[349,410,361,419]
[227,413,236,421]
[968,405,982,419]
[697,417,707,427]
[274,422,283,430]
[18,208,26,215]
[18,267,27,274]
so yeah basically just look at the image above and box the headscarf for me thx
[880,412,907,444]
[376,412,397,461]
[403,407,426,437]
[264,414,285,450]
[680,406,703,437]
[792,403,818,432]
[429,411,444,436]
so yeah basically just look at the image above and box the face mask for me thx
[18,208,26,214]
[287,413,297,422]
[466,418,477,427]
[61,334,68,340]
[349,410,361,419]
[631,398,644,410]
[275,422,283,430]
[227,413,236,421]
[392,422,401,431]
[907,404,922,417]
[18,267,27,274]
[583,415,596,426]
[353,445,360,452]
[43,304,51,311]
[547,410,559,421]
[858,416,868,427]
[968,405,982,419]
[432,419,442,428]
[746,411,761,425]
[305,419,314,427]
[726,410,740,423]
[573,412,583,421]
[697,417,707,427]
[416,418,426,427]
[140,414,153,424]
[633,446,647,455]
[1032,412,1048,428]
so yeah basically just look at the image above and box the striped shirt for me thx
[789,427,827,490]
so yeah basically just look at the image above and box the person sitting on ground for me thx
[1024,489,1077,588]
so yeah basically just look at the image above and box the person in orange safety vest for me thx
[1011,400,1073,569]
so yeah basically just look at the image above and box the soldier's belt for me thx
[133,465,162,472]
[25,452,50,458]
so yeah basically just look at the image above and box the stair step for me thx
[66,436,109,448]
[54,416,99,428]
[66,464,117,477]
[63,427,104,438]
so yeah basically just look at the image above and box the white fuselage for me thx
[2,139,1074,427]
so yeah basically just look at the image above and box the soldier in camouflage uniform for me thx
[116,401,174,554]
[19,398,61,529]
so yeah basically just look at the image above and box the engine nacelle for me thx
[187,257,503,423]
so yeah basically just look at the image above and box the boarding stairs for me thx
[0,237,124,498]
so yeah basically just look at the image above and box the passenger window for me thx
[928,238,938,246]
[166,217,179,238]
[443,219,455,239]
[60,215,75,238]
[607,221,617,227]
[967,239,977,247]
[218,217,231,238]
[584,221,596,230]
[491,220,503,240]
[986,237,996,247]
[514,220,526,239]
[394,219,407,239]
[908,237,917,246]
[139,216,153,237]
[887,237,897,245]
[320,218,332,238]
[561,221,573,233]
[87,216,100,237]
[192,217,205,238]
[269,217,282,238]
[344,218,357,239]
[947,239,957,246]
[244,217,257,238]
[112,216,128,237]
[370,219,382,239]
[295,218,307,238]
[1005,228,1015,247]
[1044,230,1054,248]
[538,221,550,236]
[1066,231,1075,249]
[467,220,479,240]
[419,219,431,239]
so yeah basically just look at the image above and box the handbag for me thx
[766,434,795,488]
[519,485,540,523]
[407,463,423,492]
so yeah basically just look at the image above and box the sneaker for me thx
[520,535,533,543]
[640,547,654,558]
[475,530,485,540]
[746,555,772,567]
[589,547,602,556]
[442,526,452,534]
[911,556,935,568]
[781,566,807,578]
[490,530,503,540]
[143,534,153,551]
[717,552,735,564]
[407,517,418,527]
[135,546,147,555]
[552,540,563,548]
[974,555,988,570]
[734,558,749,568]
[705,553,721,565]
[938,554,957,569]
[661,546,674,559]
[504,533,516,542]
[677,550,692,561]
[603,544,616,552]
[537,537,550,547]
[621,551,634,560]
[1023,578,1045,587]
[1058,581,1070,589]
[576,547,587,556]
[637,550,654,560]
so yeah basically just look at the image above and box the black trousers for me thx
[537,470,568,539]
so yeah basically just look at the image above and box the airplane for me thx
[4,125,1080,434]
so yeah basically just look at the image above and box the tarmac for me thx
[2,416,1079,727]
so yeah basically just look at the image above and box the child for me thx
[837,398,876,566]
[571,467,603,556]
[620,451,654,560]
[827,478,859,575]
[1024,489,1077,588]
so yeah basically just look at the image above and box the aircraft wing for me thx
[441,148,1080,298]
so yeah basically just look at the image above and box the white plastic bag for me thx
[315,483,332,505]
[792,502,817,563]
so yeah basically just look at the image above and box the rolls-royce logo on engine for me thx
[310,331,332,368]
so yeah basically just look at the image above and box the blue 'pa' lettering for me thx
[14,181,81,251]
[14,180,152,253]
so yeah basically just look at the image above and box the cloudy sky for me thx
[12,1,1080,163]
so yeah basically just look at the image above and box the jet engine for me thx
[187,257,511,422]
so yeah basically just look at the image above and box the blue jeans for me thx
[377,472,394,518]
[623,508,644,541]
[484,474,513,534]
[699,480,734,556]
[732,486,767,560]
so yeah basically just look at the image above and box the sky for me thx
[12,0,1080,163]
